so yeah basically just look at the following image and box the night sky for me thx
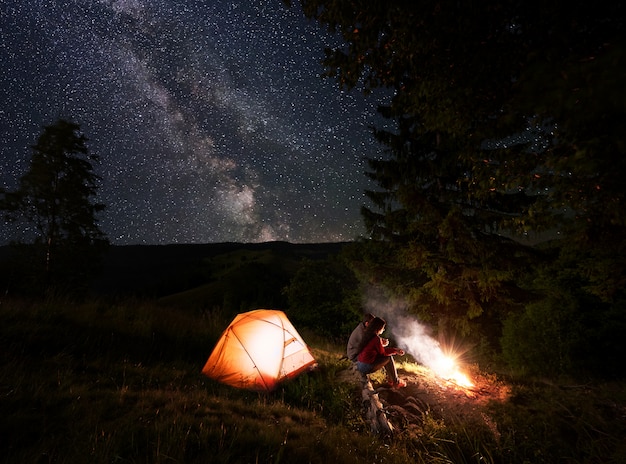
[1,0,390,245]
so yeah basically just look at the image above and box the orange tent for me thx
[201,309,316,391]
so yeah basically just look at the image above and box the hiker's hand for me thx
[396,349,405,356]
[381,338,389,347]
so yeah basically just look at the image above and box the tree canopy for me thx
[297,0,624,243]
[294,0,626,375]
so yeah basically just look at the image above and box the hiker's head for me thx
[368,317,386,334]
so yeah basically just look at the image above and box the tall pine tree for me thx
[297,0,626,342]
[1,119,108,295]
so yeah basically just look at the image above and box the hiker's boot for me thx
[389,379,407,389]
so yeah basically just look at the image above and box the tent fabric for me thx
[201,309,316,391]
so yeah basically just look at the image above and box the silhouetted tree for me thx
[296,0,625,291]
[296,0,626,375]
[1,119,108,295]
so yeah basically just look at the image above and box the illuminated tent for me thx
[201,309,316,391]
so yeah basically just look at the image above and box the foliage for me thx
[295,0,626,375]
[154,245,349,320]
[489,381,626,464]
[283,255,362,339]
[501,245,626,379]
[501,293,583,377]
[297,0,625,236]
[0,119,108,295]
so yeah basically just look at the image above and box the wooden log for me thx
[359,374,394,435]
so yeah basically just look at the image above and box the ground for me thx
[338,361,510,438]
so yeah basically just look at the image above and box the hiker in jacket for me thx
[356,316,407,388]
[346,313,375,362]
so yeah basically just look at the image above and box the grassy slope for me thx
[1,244,625,463]
[0,299,403,464]
[2,298,626,464]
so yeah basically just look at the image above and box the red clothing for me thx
[357,335,397,364]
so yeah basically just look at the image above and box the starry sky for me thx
[1,0,390,245]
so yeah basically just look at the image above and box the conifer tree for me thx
[297,0,626,342]
[1,119,108,294]
[360,111,527,334]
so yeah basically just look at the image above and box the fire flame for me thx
[432,355,474,388]
[377,311,476,389]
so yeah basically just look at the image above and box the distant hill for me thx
[90,242,350,303]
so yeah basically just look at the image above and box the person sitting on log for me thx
[346,313,375,363]
[356,316,407,388]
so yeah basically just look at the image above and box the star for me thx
[1,0,389,245]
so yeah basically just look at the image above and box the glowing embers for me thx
[431,354,475,388]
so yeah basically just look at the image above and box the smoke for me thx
[364,290,452,378]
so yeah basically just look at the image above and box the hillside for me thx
[2,296,624,463]
[1,241,626,463]
[89,241,349,300]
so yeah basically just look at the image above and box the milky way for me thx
[1,0,389,245]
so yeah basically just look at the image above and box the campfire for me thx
[400,356,476,393]
[432,353,475,388]
[348,323,509,435]
[381,313,479,390]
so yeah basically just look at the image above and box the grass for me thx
[1,297,625,463]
